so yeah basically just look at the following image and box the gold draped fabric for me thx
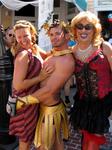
[34,102,69,150]
[51,49,73,56]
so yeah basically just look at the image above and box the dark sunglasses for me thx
[8,34,15,37]
[75,23,94,30]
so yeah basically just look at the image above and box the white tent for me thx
[0,0,39,10]
[0,0,87,11]
[0,0,87,50]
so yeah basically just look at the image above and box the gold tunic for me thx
[34,102,69,150]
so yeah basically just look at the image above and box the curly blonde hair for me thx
[11,20,37,56]
[71,11,103,46]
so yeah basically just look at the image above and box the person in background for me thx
[64,75,75,108]
[14,20,75,150]
[4,26,15,73]
[7,20,53,150]
[62,28,76,112]
[70,11,112,150]
[108,36,112,45]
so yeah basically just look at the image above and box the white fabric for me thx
[0,0,39,10]
[38,0,53,51]
[64,0,73,2]
[108,38,112,45]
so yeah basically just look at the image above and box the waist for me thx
[40,102,65,115]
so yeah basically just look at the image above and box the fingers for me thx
[43,64,55,74]
[38,63,55,81]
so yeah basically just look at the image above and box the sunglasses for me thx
[75,23,94,30]
[8,34,15,37]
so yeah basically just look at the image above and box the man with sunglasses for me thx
[70,11,112,150]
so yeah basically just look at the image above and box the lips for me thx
[80,33,88,39]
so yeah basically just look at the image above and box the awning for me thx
[0,0,39,10]
[65,0,87,11]
[73,0,87,11]
[0,0,87,11]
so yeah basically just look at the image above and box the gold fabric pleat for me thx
[34,102,69,150]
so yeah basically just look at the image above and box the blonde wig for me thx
[71,11,104,46]
[11,20,37,56]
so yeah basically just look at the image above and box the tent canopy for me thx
[0,0,87,11]
[0,0,39,10]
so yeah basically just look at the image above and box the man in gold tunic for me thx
[16,20,75,150]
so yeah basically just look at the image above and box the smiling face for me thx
[75,19,94,44]
[15,27,32,50]
[49,25,67,48]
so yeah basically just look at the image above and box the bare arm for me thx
[36,45,51,59]
[102,41,112,70]
[13,50,50,91]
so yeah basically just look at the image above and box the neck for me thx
[78,44,92,52]
[53,43,68,51]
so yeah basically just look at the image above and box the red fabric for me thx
[75,48,112,99]
[12,49,41,97]
[81,130,106,145]
[9,105,39,142]
[9,49,42,142]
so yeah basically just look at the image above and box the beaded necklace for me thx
[75,44,93,62]
[78,44,92,53]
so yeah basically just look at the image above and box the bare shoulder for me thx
[102,41,112,56]
[102,41,112,70]
[15,50,29,63]
[56,54,75,73]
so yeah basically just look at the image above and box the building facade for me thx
[0,0,79,29]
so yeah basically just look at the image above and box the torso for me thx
[12,49,42,97]
[40,53,74,105]
[74,48,112,99]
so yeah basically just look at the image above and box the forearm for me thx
[31,85,52,102]
[14,76,41,91]
[16,86,52,109]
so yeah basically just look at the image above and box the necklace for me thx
[51,49,73,56]
[75,44,93,62]
[78,44,92,53]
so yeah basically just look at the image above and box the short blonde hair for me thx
[11,20,37,56]
[71,11,103,46]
